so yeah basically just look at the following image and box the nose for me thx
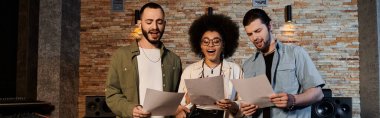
[152,21,158,30]
[254,36,259,41]
[250,35,258,42]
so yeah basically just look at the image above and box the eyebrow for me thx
[202,37,221,40]
[254,27,262,32]
[144,19,153,22]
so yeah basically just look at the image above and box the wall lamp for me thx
[135,10,140,24]
[208,7,213,15]
[285,5,292,22]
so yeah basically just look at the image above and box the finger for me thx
[180,112,187,118]
[242,104,254,111]
[271,97,282,102]
[216,101,222,105]
[141,111,151,115]
[221,99,231,103]
[243,107,256,116]
[253,105,259,110]
[272,102,287,108]
[269,93,279,99]
[136,105,143,110]
[278,92,288,97]
[181,105,190,113]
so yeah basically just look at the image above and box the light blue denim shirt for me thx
[243,41,325,118]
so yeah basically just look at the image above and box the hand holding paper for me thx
[231,74,275,108]
[184,76,225,105]
[142,88,185,116]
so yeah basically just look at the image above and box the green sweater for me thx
[105,41,182,118]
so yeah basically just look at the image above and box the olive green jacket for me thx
[105,41,182,118]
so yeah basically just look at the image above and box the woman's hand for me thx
[216,99,233,110]
[175,105,190,118]
[240,102,259,116]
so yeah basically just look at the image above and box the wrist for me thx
[287,94,296,110]
[228,102,239,114]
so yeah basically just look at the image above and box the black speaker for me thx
[84,96,116,118]
[322,89,332,97]
[311,97,352,118]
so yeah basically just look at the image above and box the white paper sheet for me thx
[184,76,225,105]
[231,74,275,108]
[143,88,185,116]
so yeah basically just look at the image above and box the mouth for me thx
[149,31,160,39]
[206,49,216,55]
[254,39,263,48]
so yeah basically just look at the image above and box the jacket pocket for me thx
[276,64,298,93]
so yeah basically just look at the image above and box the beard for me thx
[141,27,165,44]
[258,33,272,53]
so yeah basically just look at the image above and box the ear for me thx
[139,20,142,28]
[268,21,273,32]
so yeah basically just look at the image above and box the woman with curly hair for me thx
[176,14,243,118]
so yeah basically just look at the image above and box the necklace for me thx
[201,59,223,78]
[210,65,218,74]
[263,49,276,56]
[140,47,161,63]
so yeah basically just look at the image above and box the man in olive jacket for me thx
[105,2,182,118]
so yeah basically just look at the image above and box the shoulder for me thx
[279,43,306,53]
[116,46,131,53]
[163,48,181,61]
[111,46,133,59]
[242,52,258,67]
[224,60,242,70]
[183,60,203,72]
[181,60,203,79]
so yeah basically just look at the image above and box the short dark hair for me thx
[140,2,165,19]
[243,8,271,27]
[188,14,239,59]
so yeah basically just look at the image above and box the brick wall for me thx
[80,0,359,117]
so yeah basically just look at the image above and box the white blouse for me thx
[178,59,243,117]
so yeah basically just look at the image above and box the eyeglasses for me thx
[201,38,222,46]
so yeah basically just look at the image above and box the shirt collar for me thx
[130,40,166,58]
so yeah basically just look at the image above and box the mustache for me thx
[149,30,160,33]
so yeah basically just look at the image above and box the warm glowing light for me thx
[131,20,142,39]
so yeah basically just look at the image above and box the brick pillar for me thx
[358,0,380,117]
[37,0,80,117]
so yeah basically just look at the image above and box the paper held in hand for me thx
[184,75,225,105]
[143,88,185,116]
[230,74,275,108]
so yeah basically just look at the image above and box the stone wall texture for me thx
[79,0,359,117]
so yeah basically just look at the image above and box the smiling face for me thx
[140,8,165,44]
[201,31,223,63]
[244,19,272,53]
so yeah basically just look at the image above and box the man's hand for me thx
[269,93,290,108]
[240,102,258,116]
[132,105,151,118]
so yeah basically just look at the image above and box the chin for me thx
[208,57,218,62]
[148,39,160,44]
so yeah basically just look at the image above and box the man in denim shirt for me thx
[239,9,325,118]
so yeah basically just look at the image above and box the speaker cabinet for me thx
[311,97,352,118]
[322,89,332,97]
[84,96,115,118]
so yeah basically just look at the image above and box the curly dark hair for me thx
[188,14,239,59]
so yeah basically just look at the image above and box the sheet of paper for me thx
[231,74,275,108]
[143,88,185,116]
[184,76,224,105]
